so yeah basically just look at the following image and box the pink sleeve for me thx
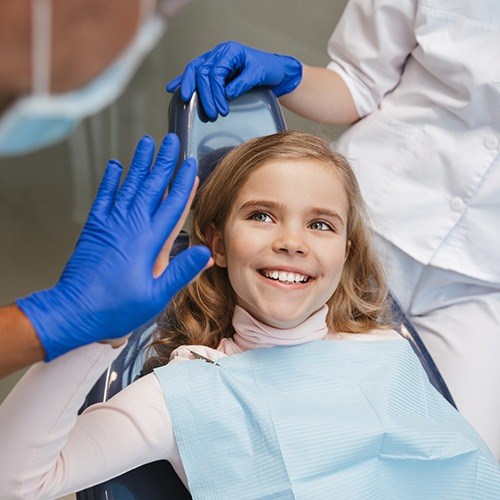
[0,343,180,498]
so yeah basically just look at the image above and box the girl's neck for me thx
[230,305,329,352]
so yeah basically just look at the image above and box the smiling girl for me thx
[148,130,390,368]
[1,131,499,499]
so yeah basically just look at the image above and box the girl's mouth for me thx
[259,269,312,284]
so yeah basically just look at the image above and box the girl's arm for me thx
[0,343,178,499]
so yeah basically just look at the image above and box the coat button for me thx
[450,197,465,212]
[484,136,499,150]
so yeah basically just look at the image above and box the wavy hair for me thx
[145,131,391,370]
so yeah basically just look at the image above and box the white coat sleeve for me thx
[327,0,418,117]
[0,343,179,499]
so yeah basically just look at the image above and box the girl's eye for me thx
[251,212,273,223]
[310,220,333,231]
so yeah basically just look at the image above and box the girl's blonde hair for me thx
[146,131,390,369]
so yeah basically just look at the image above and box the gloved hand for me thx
[17,134,212,361]
[167,41,302,120]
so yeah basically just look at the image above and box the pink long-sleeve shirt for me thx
[0,306,399,499]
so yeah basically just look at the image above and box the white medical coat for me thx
[328,0,500,282]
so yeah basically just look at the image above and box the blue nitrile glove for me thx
[167,41,302,120]
[17,134,211,361]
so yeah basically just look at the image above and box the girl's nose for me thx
[272,229,309,255]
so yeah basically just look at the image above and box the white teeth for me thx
[262,270,309,284]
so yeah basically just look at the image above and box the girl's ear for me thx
[206,224,227,268]
[345,240,352,261]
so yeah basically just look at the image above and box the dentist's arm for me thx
[1,133,212,377]
[167,41,358,124]
[0,304,45,377]
[278,64,359,125]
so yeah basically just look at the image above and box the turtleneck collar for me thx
[229,305,329,352]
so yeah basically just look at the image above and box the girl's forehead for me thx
[251,156,339,175]
[243,157,345,191]
[235,158,349,215]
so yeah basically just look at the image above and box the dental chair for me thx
[77,88,454,500]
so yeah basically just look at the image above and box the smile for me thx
[259,269,312,284]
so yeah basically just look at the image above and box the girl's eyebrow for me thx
[239,200,345,228]
[239,200,284,212]
[307,207,345,228]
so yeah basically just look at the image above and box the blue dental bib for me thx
[155,340,500,499]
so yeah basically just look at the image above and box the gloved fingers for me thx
[155,245,212,300]
[152,156,198,240]
[194,43,244,119]
[196,63,221,121]
[178,61,199,102]
[90,160,123,219]
[166,73,183,93]
[174,51,212,102]
[152,176,199,278]
[133,134,180,214]
[208,42,250,115]
[206,42,247,104]
[114,135,156,213]
[208,48,244,116]
[200,42,251,118]
[209,65,231,117]
[167,42,248,119]
[225,65,264,100]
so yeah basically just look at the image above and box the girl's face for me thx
[210,158,350,329]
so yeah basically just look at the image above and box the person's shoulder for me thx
[327,329,402,342]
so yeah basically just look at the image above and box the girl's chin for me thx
[254,310,312,330]
[237,299,317,329]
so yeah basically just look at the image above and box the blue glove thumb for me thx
[156,245,211,297]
